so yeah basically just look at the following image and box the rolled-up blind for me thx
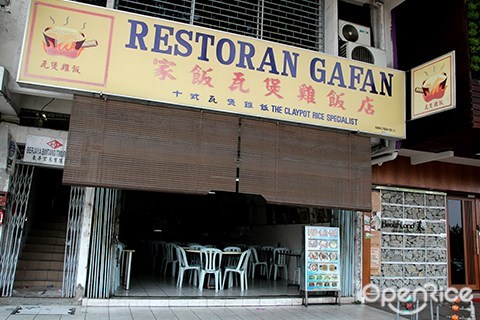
[239,118,371,210]
[63,95,238,194]
[64,95,371,210]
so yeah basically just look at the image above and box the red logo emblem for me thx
[47,139,63,149]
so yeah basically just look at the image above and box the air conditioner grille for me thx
[341,24,359,43]
[351,45,374,64]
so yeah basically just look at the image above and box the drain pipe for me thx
[371,151,398,166]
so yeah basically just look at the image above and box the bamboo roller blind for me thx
[64,95,371,210]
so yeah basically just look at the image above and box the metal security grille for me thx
[0,165,35,297]
[331,210,355,297]
[85,188,121,299]
[62,187,86,298]
[114,0,325,51]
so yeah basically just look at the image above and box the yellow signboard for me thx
[18,0,406,138]
[411,51,456,120]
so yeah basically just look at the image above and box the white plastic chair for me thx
[269,247,290,280]
[163,242,178,277]
[249,247,268,279]
[157,241,167,273]
[223,246,241,251]
[187,243,202,247]
[260,246,275,278]
[198,248,223,291]
[151,240,162,271]
[187,245,205,266]
[223,246,241,268]
[291,248,303,285]
[223,249,252,291]
[175,246,200,288]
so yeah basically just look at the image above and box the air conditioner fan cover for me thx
[350,46,375,64]
[341,24,359,42]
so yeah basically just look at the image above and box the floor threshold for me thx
[82,296,354,307]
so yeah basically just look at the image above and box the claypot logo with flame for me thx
[414,72,448,103]
[43,25,98,58]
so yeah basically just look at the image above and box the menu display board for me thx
[304,226,341,292]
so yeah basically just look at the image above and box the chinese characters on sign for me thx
[149,57,373,128]
[370,230,381,276]
[411,51,456,120]
[23,135,67,167]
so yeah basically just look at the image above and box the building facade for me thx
[0,0,478,305]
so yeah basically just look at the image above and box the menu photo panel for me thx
[304,226,341,292]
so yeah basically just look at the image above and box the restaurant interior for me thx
[114,190,344,298]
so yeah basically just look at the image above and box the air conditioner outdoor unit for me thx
[0,66,18,117]
[339,42,387,67]
[338,20,371,46]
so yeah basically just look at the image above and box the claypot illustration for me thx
[43,26,98,58]
[414,72,448,102]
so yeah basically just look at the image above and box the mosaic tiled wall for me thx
[370,189,448,291]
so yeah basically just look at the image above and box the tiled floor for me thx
[6,272,479,319]
[5,269,392,319]
[114,272,301,298]
[0,304,396,320]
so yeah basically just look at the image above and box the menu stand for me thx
[303,226,341,307]
[302,289,340,307]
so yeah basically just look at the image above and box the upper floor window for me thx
[114,0,325,51]
[75,0,108,7]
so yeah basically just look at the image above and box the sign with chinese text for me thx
[370,230,381,276]
[304,226,340,292]
[411,51,456,120]
[19,0,406,138]
[23,135,66,167]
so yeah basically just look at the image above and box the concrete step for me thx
[20,251,64,262]
[14,280,62,289]
[29,229,66,238]
[26,235,65,246]
[33,221,67,232]
[17,259,63,271]
[42,215,67,222]
[15,269,63,282]
[23,243,65,254]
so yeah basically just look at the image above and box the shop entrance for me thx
[447,197,480,290]
[113,190,356,299]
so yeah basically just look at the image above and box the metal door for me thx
[0,165,35,296]
[62,186,86,297]
[85,187,121,298]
